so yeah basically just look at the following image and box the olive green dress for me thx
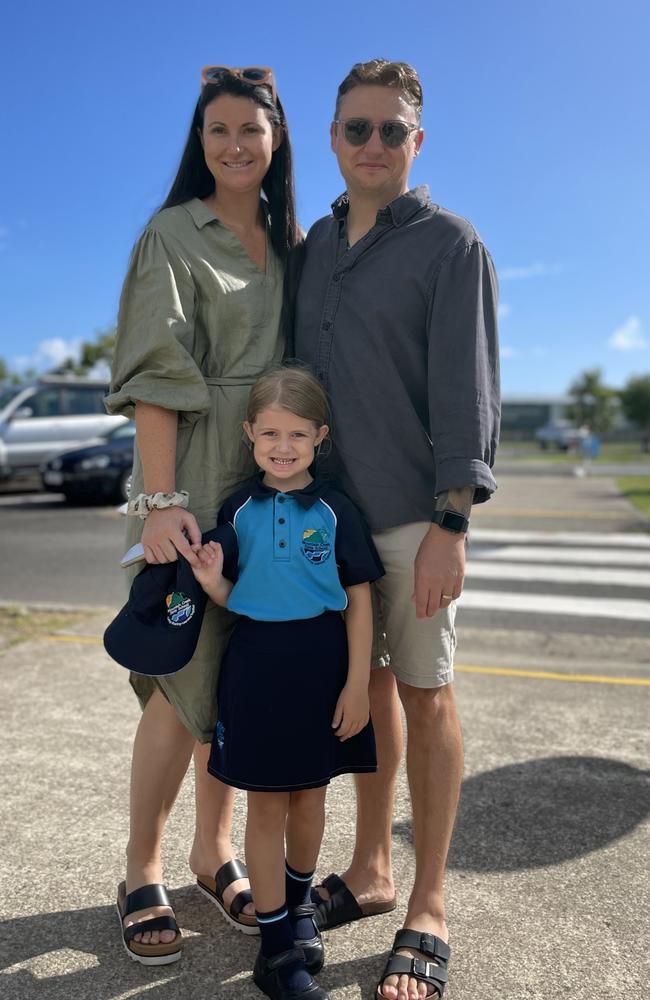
[106,198,284,742]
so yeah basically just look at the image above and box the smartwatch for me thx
[432,509,469,534]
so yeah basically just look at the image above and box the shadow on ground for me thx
[394,755,650,871]
[0,883,385,1000]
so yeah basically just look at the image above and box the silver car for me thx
[0,376,127,479]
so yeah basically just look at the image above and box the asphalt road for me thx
[1,473,649,1000]
[2,475,649,644]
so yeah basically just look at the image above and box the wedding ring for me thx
[442,594,453,599]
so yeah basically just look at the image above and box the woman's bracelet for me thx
[126,490,190,519]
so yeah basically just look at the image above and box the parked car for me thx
[535,420,589,451]
[0,376,127,480]
[41,421,135,503]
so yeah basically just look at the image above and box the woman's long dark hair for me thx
[159,75,298,263]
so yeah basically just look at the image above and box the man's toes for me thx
[397,974,410,1000]
[408,977,420,1000]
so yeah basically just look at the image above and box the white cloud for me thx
[607,316,647,352]
[499,261,562,281]
[13,337,83,373]
[498,303,511,319]
[500,345,518,359]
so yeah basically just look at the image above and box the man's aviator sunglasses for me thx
[334,118,420,149]
[201,66,276,102]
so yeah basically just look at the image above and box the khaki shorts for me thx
[370,521,456,689]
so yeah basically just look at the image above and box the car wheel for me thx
[115,470,132,504]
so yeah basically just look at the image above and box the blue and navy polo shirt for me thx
[216,476,384,622]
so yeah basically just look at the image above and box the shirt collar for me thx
[331,185,432,227]
[183,198,221,230]
[248,473,324,509]
[183,197,272,230]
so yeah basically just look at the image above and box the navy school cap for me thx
[103,525,237,676]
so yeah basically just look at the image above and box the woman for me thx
[106,65,299,965]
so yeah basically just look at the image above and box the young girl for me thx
[190,367,382,1000]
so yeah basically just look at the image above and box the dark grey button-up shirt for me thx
[294,186,500,533]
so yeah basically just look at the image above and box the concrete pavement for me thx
[1,473,649,999]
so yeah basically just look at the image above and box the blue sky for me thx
[0,0,648,394]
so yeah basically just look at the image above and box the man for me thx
[293,60,500,1000]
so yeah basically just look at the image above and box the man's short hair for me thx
[335,59,423,119]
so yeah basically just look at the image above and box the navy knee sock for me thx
[285,863,316,940]
[256,904,312,992]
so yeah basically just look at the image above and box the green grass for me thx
[0,606,92,650]
[499,441,650,464]
[617,477,650,518]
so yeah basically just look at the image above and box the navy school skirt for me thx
[208,611,377,792]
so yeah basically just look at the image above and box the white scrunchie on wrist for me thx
[126,490,190,519]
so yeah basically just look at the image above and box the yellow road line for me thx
[44,635,650,687]
[456,663,650,686]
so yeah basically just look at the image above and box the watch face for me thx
[437,510,467,533]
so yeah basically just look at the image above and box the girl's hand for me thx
[141,507,201,566]
[189,541,224,590]
[332,682,370,741]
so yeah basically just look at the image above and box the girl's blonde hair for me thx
[246,365,329,429]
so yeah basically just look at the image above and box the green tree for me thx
[78,327,116,371]
[567,368,617,434]
[620,374,650,451]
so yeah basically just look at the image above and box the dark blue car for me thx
[41,422,135,503]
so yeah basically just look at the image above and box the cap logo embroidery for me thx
[301,527,331,564]
[166,591,196,626]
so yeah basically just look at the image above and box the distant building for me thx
[501,395,572,439]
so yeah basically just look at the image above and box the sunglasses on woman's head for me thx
[334,118,420,149]
[201,65,277,102]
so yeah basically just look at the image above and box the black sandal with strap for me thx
[375,929,450,1000]
[116,881,182,966]
[196,858,259,935]
[253,946,329,1000]
[311,873,396,931]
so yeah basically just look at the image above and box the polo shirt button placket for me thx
[274,495,290,560]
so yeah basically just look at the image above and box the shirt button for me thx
[278,540,287,548]
[278,517,285,524]
[317,373,325,382]
[277,496,285,504]
[322,321,332,331]
[332,272,341,282]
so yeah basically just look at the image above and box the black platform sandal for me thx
[253,946,329,1000]
[375,929,450,999]
[196,858,259,935]
[116,881,182,966]
[289,902,324,975]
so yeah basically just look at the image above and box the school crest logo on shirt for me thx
[166,591,195,626]
[301,527,331,564]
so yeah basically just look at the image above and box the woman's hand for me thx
[332,682,370,741]
[141,507,202,566]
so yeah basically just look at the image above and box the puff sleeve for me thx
[105,227,210,423]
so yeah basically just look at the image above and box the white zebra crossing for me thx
[462,529,650,623]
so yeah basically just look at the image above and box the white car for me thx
[535,420,589,451]
[0,377,127,479]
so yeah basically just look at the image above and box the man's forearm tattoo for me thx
[434,486,475,518]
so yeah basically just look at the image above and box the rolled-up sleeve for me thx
[105,227,210,423]
[426,239,500,504]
